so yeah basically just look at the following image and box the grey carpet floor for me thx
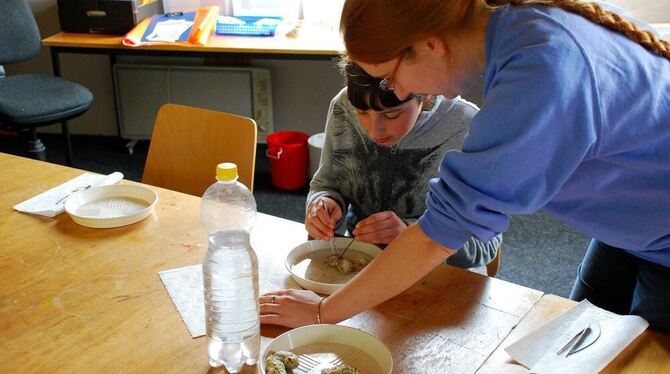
[1,131,590,298]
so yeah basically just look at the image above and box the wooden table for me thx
[0,152,667,373]
[42,25,344,61]
[42,25,343,83]
[479,295,670,373]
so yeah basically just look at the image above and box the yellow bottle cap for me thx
[216,162,238,182]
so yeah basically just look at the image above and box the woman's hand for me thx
[305,198,342,240]
[260,289,324,328]
[352,211,407,244]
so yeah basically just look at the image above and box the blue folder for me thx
[141,12,197,43]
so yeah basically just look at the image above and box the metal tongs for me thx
[556,322,601,357]
[55,185,92,205]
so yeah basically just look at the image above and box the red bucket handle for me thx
[266,147,283,160]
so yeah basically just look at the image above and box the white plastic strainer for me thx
[64,184,157,228]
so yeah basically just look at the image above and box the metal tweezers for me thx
[556,325,591,357]
[320,199,337,254]
[55,185,92,205]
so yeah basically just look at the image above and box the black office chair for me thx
[0,0,93,165]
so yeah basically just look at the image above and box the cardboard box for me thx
[57,0,164,35]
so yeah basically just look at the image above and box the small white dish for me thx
[64,184,157,228]
[262,324,392,374]
[285,238,382,295]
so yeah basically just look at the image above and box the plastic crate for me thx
[215,16,283,37]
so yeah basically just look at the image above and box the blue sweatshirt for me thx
[419,5,670,267]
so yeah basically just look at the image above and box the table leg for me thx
[109,54,122,137]
[50,47,61,76]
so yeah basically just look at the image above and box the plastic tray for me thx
[64,184,158,228]
[215,16,282,37]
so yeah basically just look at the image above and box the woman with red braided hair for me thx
[260,1,670,331]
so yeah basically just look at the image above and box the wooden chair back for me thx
[142,104,257,196]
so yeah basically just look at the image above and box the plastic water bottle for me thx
[201,162,259,372]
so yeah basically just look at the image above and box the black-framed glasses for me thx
[379,54,404,92]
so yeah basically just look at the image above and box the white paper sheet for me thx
[13,172,124,217]
[158,264,205,338]
[505,300,648,373]
[146,19,193,42]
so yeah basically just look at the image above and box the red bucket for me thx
[266,131,310,190]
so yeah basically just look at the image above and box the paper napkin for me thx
[13,171,123,217]
[505,300,648,373]
[158,264,205,338]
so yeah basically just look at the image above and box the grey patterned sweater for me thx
[307,88,501,268]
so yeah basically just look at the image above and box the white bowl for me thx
[261,324,392,374]
[64,184,157,228]
[285,238,382,295]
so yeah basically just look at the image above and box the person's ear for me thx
[425,36,447,56]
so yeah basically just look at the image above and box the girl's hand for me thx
[260,289,324,328]
[352,211,407,244]
[305,198,342,240]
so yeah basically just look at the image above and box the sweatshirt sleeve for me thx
[446,233,502,269]
[306,92,347,219]
[419,22,600,249]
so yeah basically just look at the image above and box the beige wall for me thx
[603,0,669,23]
[9,0,669,136]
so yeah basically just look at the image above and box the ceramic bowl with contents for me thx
[285,238,382,295]
[262,324,392,374]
